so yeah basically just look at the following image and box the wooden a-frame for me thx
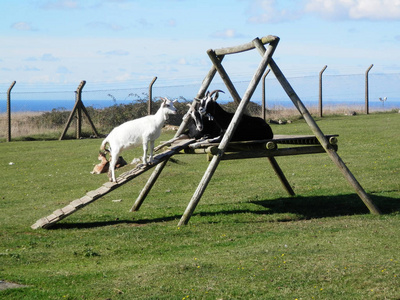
[60,80,99,140]
[132,35,380,226]
[31,35,380,229]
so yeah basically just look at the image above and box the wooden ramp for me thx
[31,138,195,229]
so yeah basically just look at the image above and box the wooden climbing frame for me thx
[31,35,380,229]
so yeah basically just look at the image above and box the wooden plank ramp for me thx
[31,138,195,229]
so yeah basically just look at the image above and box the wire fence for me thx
[1,69,400,140]
[1,70,399,113]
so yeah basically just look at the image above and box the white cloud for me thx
[167,19,176,27]
[11,22,34,31]
[247,0,301,23]
[24,54,59,62]
[56,66,71,74]
[99,50,130,56]
[41,0,79,10]
[41,53,60,62]
[178,58,187,65]
[24,57,38,62]
[86,21,124,31]
[305,0,400,20]
[246,0,400,22]
[24,66,40,71]
[211,29,244,39]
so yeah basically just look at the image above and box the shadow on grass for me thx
[49,193,399,230]
[250,193,400,220]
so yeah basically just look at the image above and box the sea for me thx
[1,99,399,113]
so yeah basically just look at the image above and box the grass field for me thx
[1,112,399,299]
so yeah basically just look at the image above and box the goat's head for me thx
[190,106,204,132]
[161,97,178,115]
[198,90,224,118]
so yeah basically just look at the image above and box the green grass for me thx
[1,112,399,299]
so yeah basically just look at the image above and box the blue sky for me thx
[1,0,400,92]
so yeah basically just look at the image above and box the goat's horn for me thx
[209,89,224,101]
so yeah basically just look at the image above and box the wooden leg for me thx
[178,154,222,226]
[130,159,168,212]
[269,59,381,215]
[268,157,295,196]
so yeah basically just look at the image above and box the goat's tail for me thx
[100,138,110,155]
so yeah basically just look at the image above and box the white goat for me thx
[100,98,177,182]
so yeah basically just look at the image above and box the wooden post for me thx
[130,159,167,212]
[76,81,85,139]
[148,77,157,115]
[268,58,381,215]
[268,157,295,196]
[60,80,100,140]
[178,36,280,226]
[319,65,327,118]
[365,64,373,115]
[76,93,82,139]
[80,103,99,138]
[262,69,270,120]
[207,51,242,105]
[6,81,16,142]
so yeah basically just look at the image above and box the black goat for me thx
[185,102,221,140]
[197,90,273,141]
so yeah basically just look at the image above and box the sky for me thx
[1,0,400,97]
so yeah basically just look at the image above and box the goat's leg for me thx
[148,140,155,164]
[109,149,120,182]
[142,141,148,165]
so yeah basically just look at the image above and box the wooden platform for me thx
[180,134,339,160]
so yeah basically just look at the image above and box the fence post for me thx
[75,80,86,139]
[6,81,16,142]
[319,65,327,118]
[261,69,270,120]
[365,64,373,114]
[148,77,157,115]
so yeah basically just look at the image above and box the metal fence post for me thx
[262,69,270,120]
[148,77,157,115]
[365,64,373,114]
[319,65,327,118]
[6,81,16,142]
